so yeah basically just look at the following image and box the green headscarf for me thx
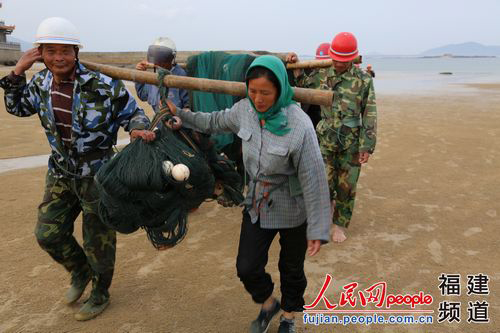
[246,55,294,136]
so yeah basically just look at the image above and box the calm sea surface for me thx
[301,56,500,95]
[362,57,500,95]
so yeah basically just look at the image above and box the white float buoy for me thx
[171,163,190,181]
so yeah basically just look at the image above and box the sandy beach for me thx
[0,65,499,332]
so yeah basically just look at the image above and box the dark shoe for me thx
[74,293,110,321]
[64,269,92,305]
[278,315,296,333]
[250,299,281,333]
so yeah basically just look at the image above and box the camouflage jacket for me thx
[296,65,377,153]
[0,62,150,177]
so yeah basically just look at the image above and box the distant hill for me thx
[7,36,31,51]
[421,42,500,57]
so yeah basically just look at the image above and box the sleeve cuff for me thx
[129,124,147,132]
[8,71,25,84]
[360,148,375,154]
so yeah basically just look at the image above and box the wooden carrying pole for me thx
[81,61,333,107]
[146,59,333,70]
[285,59,333,69]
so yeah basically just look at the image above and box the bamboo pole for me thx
[286,59,333,69]
[80,60,333,107]
[145,59,332,70]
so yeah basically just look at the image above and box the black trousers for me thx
[236,211,308,312]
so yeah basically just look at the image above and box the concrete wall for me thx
[79,51,146,67]
[0,47,21,65]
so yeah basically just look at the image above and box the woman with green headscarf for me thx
[173,55,331,333]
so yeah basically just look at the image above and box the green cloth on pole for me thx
[187,51,256,150]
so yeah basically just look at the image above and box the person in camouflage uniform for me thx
[0,17,155,321]
[287,34,377,243]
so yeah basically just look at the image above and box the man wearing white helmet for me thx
[0,17,155,321]
[135,37,189,112]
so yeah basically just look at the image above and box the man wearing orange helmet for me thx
[316,42,331,60]
[287,32,377,243]
[297,42,332,128]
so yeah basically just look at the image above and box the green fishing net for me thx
[95,118,243,249]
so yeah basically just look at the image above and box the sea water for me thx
[360,56,500,95]
[300,55,500,95]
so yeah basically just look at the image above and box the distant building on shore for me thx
[0,2,21,65]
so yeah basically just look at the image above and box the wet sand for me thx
[0,74,499,332]
[465,83,500,91]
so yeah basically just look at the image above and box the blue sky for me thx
[2,0,499,55]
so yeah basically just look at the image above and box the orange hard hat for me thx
[315,42,331,60]
[328,32,358,62]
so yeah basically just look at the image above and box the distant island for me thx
[420,42,500,57]
[421,54,496,59]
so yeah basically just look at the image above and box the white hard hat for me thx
[151,37,176,52]
[34,17,83,48]
[148,37,177,64]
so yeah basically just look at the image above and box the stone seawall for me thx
[0,48,21,65]
[79,51,146,67]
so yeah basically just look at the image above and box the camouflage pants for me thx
[35,171,116,300]
[322,144,361,228]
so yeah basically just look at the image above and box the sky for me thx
[2,0,499,55]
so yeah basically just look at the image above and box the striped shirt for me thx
[51,79,74,147]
